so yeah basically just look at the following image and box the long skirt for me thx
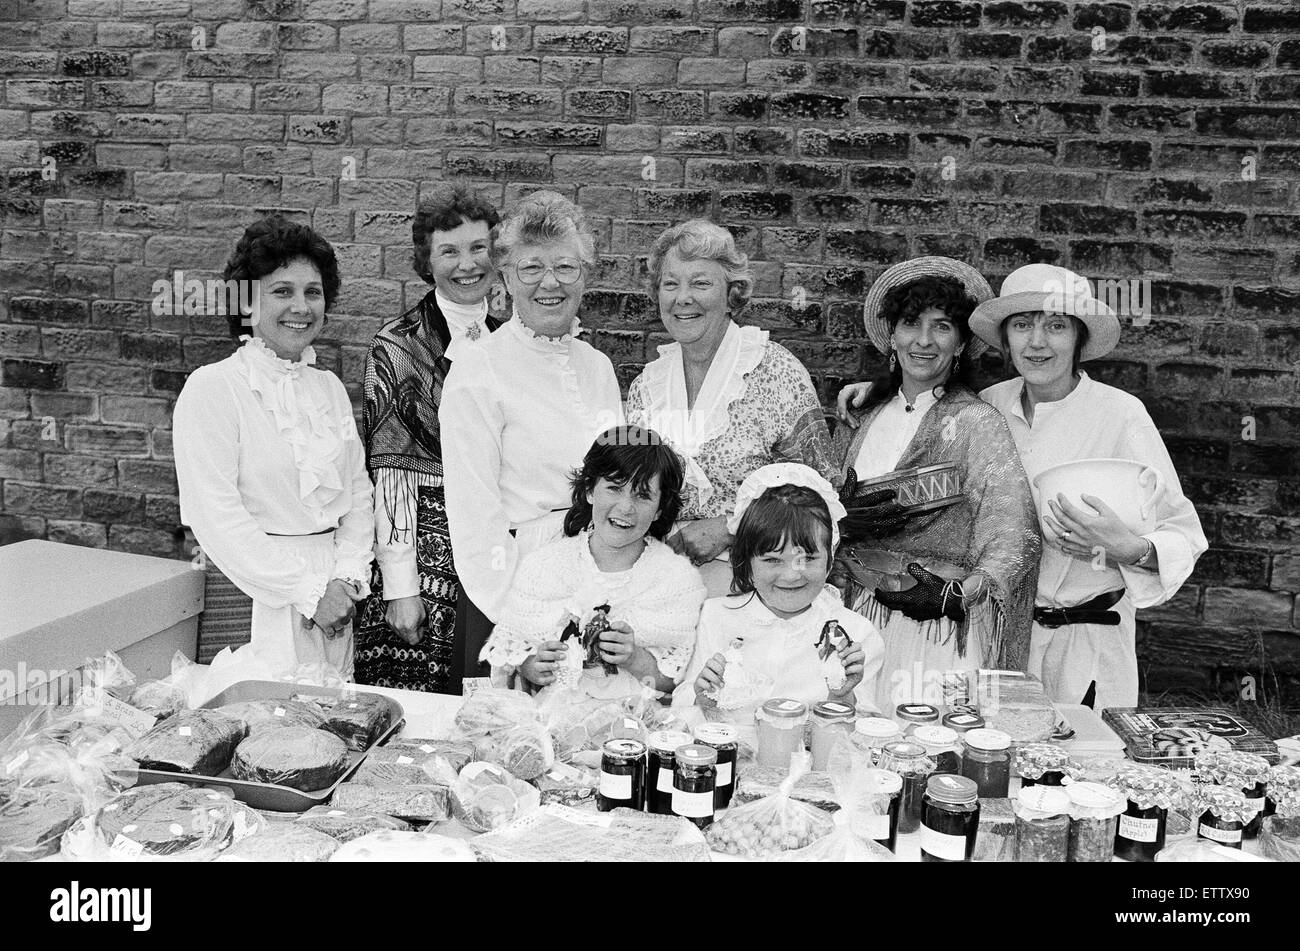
[248,532,354,679]
[353,485,459,693]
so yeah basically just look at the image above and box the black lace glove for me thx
[838,466,910,540]
[874,563,966,623]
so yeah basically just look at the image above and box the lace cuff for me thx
[480,631,539,670]
[647,644,692,683]
[292,570,331,622]
[331,541,373,595]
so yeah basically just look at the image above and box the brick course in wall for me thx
[1,0,1298,700]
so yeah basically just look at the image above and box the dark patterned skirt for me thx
[353,484,459,693]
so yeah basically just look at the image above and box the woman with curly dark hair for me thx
[353,182,503,694]
[828,258,1041,712]
[173,215,373,677]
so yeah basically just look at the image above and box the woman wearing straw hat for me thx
[967,263,1206,711]
[831,257,1041,711]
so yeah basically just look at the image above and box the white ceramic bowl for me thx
[1031,457,1165,536]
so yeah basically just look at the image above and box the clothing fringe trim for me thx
[856,590,1008,668]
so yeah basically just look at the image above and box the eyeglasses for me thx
[513,258,583,286]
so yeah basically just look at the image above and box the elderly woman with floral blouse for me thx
[626,219,837,596]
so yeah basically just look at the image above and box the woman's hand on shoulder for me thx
[670,516,732,566]
[835,381,872,428]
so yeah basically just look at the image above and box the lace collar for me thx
[239,334,317,372]
[508,307,583,350]
[637,321,769,507]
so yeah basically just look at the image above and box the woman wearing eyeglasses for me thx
[439,190,624,690]
[626,219,836,596]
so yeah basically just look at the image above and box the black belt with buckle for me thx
[1033,589,1125,629]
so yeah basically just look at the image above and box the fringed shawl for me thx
[831,384,1042,670]
[362,290,503,544]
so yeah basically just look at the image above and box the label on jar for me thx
[716,762,733,787]
[904,705,930,715]
[776,700,802,713]
[656,766,675,794]
[1198,821,1242,845]
[1118,814,1159,843]
[919,824,968,861]
[599,771,631,800]
[672,789,714,819]
[865,813,892,840]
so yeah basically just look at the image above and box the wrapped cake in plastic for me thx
[214,699,329,736]
[323,694,392,752]
[216,821,341,862]
[64,782,248,861]
[230,726,349,792]
[127,710,246,776]
[472,805,710,862]
[294,806,411,842]
[330,830,477,862]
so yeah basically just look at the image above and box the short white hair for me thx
[492,189,596,266]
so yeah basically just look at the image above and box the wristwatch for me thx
[1134,537,1157,569]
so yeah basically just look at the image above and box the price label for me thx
[419,744,435,754]
[178,726,193,737]
[462,677,490,698]
[110,834,144,859]
[396,755,414,765]
[95,694,158,736]
[4,751,30,776]
[273,707,286,717]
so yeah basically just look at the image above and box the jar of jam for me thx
[1265,764,1300,823]
[859,768,903,853]
[1263,786,1300,854]
[755,698,808,769]
[1065,781,1125,863]
[877,740,935,835]
[960,728,1012,799]
[645,730,693,815]
[941,711,985,734]
[1196,786,1252,850]
[1015,743,1076,788]
[1108,763,1184,863]
[1014,785,1071,862]
[894,702,939,736]
[1208,751,1270,839]
[809,700,856,772]
[597,737,646,812]
[671,744,717,830]
[851,717,902,764]
[920,774,980,863]
[692,723,739,809]
[912,725,962,775]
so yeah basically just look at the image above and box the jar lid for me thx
[647,730,694,754]
[1199,786,1250,822]
[812,700,856,722]
[963,728,1012,752]
[692,723,739,745]
[761,698,808,720]
[926,774,978,804]
[881,740,927,759]
[913,725,958,749]
[602,738,646,760]
[676,744,717,767]
[864,768,903,796]
[855,717,901,739]
[1015,743,1074,779]
[1018,785,1071,816]
[1268,764,1300,797]
[941,712,985,733]
[1066,781,1124,811]
[895,702,939,723]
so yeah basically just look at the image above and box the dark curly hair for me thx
[563,426,684,541]
[221,215,341,338]
[729,484,834,597]
[412,181,501,285]
[860,274,980,412]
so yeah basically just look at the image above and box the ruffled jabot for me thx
[637,321,769,508]
[237,336,347,518]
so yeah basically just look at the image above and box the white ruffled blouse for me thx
[173,337,375,618]
[481,532,707,682]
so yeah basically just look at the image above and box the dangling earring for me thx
[953,351,961,374]
[889,349,897,372]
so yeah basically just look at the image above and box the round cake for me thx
[230,726,349,792]
[96,783,237,857]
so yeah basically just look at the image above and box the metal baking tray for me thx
[131,680,405,812]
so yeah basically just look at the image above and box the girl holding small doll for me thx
[673,464,885,715]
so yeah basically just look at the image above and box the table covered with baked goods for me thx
[1,653,1296,863]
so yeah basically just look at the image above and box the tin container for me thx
[131,680,404,813]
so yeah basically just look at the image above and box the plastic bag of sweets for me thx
[455,688,543,740]
[704,752,835,858]
[769,739,897,862]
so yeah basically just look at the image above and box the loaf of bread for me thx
[216,821,341,862]
[230,727,349,792]
[323,695,392,752]
[127,710,246,776]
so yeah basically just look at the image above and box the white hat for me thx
[969,263,1121,362]
[861,256,995,359]
[728,463,847,550]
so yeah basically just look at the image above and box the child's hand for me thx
[598,621,636,667]
[830,641,866,700]
[519,641,567,687]
[694,652,727,703]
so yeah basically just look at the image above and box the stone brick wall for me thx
[1,0,1298,699]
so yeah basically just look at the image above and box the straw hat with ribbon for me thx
[968,263,1121,362]
[861,256,996,359]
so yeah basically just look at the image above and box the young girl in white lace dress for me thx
[480,426,707,703]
